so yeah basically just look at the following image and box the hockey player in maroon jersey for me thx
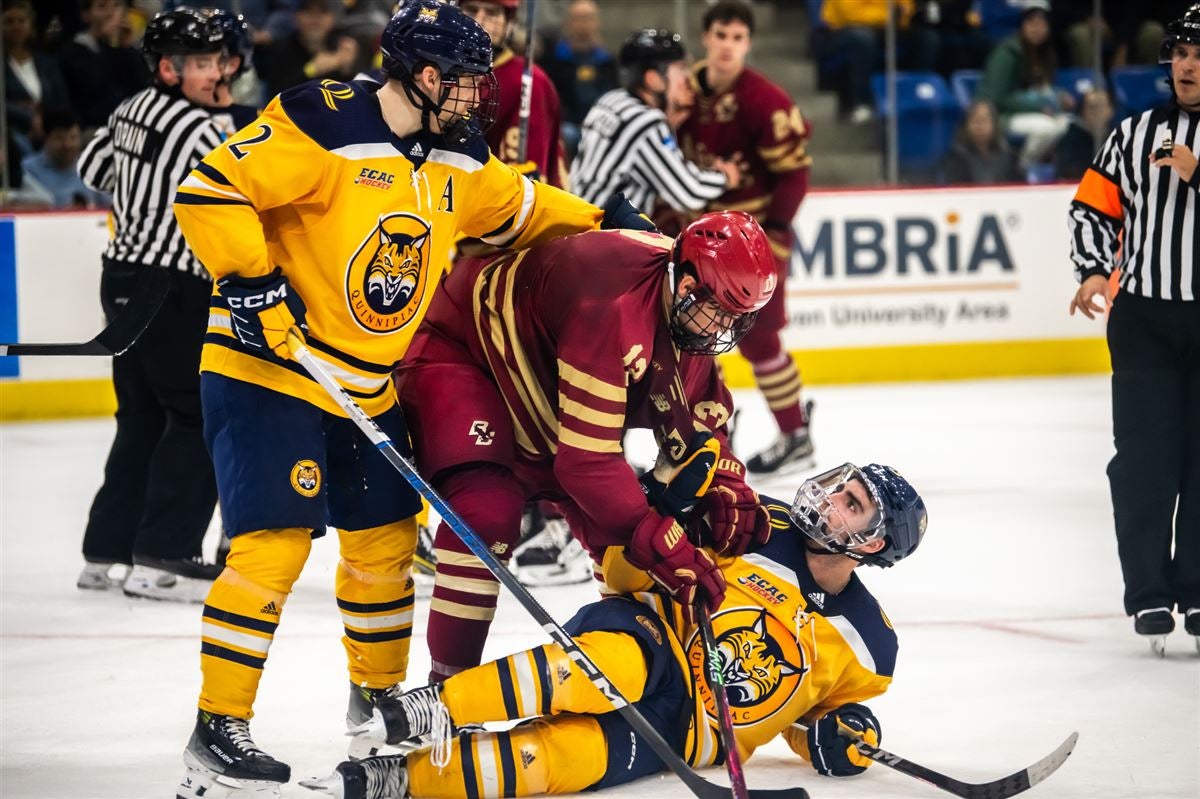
[394,212,777,682]
[677,0,816,475]
[453,0,567,186]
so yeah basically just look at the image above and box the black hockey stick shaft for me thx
[288,330,808,799]
[0,266,169,356]
[696,605,750,799]
[792,723,1078,799]
[516,0,536,163]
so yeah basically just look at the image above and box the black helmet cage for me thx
[666,250,758,356]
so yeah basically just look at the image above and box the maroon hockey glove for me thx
[627,510,725,624]
[695,466,771,557]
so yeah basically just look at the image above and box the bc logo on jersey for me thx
[686,607,807,727]
[346,213,432,333]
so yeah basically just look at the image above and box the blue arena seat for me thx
[979,0,1024,41]
[871,72,962,178]
[950,69,982,109]
[1054,68,1105,106]
[1110,66,1173,118]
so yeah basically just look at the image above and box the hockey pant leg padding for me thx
[407,715,608,798]
[337,518,418,688]
[427,465,526,679]
[199,528,312,718]
[442,632,648,725]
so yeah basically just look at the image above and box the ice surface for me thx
[2,377,1197,799]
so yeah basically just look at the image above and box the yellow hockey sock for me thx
[199,528,311,718]
[337,518,418,688]
[442,631,648,725]
[408,715,608,798]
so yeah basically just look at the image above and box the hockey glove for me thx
[641,433,721,522]
[601,192,657,232]
[805,703,880,777]
[217,267,308,361]
[627,510,725,625]
[695,460,771,557]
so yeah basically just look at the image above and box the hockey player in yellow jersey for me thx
[170,2,618,795]
[303,460,928,799]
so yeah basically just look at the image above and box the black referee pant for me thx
[82,260,217,564]
[1106,291,1200,616]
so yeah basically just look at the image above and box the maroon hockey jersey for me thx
[487,49,567,188]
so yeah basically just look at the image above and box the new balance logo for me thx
[409,142,425,158]
[807,592,826,609]
[260,601,280,616]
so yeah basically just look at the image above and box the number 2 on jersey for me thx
[229,124,273,160]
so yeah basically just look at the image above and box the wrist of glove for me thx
[627,510,725,624]
[217,267,307,361]
[806,704,881,777]
[641,432,720,522]
[601,192,657,232]
[695,466,770,557]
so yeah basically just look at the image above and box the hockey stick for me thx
[790,723,1078,799]
[696,604,750,799]
[285,329,809,799]
[0,267,169,356]
[515,0,536,162]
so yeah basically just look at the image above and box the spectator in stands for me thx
[21,108,108,208]
[911,0,992,77]
[942,99,1019,183]
[1109,2,1175,67]
[1053,88,1113,180]
[1,131,53,208]
[539,0,618,158]
[4,0,70,157]
[265,0,360,98]
[977,0,1071,169]
[59,0,149,134]
[35,1,85,47]
[817,0,939,124]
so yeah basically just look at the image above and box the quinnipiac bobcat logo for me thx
[686,607,807,727]
[290,460,321,497]
[346,213,432,333]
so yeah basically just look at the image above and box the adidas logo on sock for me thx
[409,142,424,157]
[260,601,280,616]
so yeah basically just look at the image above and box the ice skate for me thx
[412,521,436,578]
[746,400,816,475]
[1133,607,1174,657]
[351,685,452,750]
[512,516,591,587]
[301,754,409,799]
[1184,608,1200,654]
[177,711,290,798]
[76,561,127,591]
[347,683,406,760]
[123,556,220,603]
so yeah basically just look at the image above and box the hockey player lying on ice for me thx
[303,460,928,799]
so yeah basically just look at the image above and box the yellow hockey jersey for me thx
[602,494,897,768]
[174,78,602,416]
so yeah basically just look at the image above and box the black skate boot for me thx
[746,400,816,475]
[347,683,404,760]
[1184,609,1200,654]
[178,710,290,798]
[301,754,409,799]
[1133,607,1174,657]
[412,521,436,577]
[356,684,452,748]
[513,513,591,587]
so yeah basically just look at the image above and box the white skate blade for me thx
[299,773,345,797]
[1146,635,1167,657]
[179,750,283,798]
[124,565,210,604]
[346,708,390,743]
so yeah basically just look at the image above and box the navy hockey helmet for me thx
[381,1,494,81]
[206,9,254,79]
[791,463,927,568]
[619,29,686,91]
[1159,4,1200,65]
[142,7,226,76]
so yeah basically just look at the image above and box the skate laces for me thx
[219,717,265,758]
[361,755,409,799]
[401,687,453,769]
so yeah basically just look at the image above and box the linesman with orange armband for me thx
[171,3,608,795]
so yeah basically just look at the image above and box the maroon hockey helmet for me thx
[669,211,777,355]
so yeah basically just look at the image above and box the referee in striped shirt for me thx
[75,8,227,600]
[571,29,738,216]
[1068,5,1200,649]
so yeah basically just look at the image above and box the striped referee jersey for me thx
[570,88,727,214]
[78,86,224,279]
[1069,104,1200,301]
